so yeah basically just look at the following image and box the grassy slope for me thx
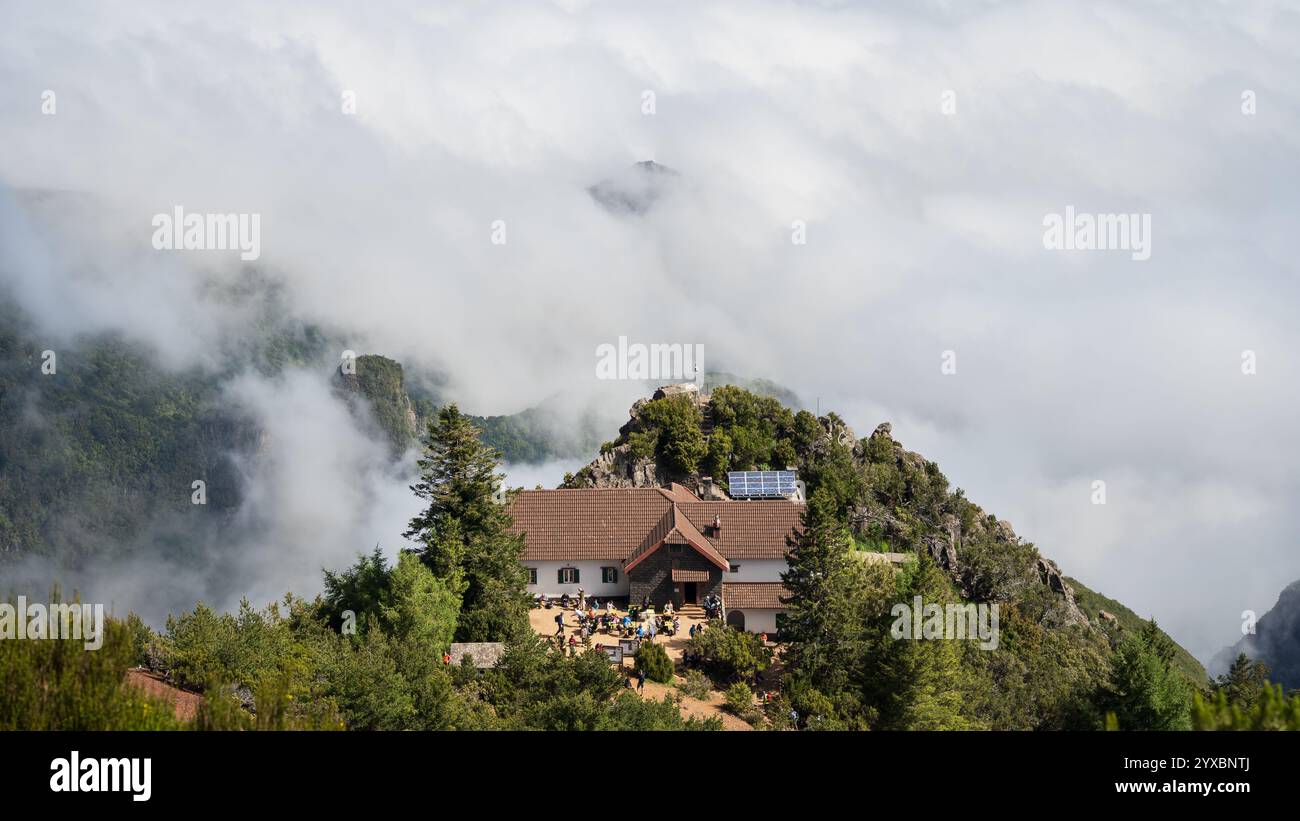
[1067,575,1207,685]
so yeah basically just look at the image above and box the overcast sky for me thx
[1,0,1297,662]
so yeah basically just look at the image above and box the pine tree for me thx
[1103,618,1192,730]
[873,552,980,730]
[404,404,530,642]
[1213,652,1270,711]
[320,547,391,632]
[779,488,866,695]
[380,552,460,649]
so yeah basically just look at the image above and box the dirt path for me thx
[636,677,754,730]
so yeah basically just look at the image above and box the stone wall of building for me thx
[627,545,723,608]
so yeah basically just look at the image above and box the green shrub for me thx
[639,395,705,474]
[678,670,713,700]
[0,599,183,731]
[599,692,722,730]
[764,694,794,730]
[725,681,754,715]
[688,622,770,683]
[1192,684,1300,730]
[634,642,674,684]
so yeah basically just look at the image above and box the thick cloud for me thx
[1,0,1297,660]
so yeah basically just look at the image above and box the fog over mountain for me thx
[2,0,1298,661]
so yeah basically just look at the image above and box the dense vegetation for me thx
[5,364,1291,731]
[565,384,1294,731]
[0,306,252,560]
[1,407,717,730]
[0,281,342,563]
[772,486,1297,731]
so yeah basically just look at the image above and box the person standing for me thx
[636,667,646,692]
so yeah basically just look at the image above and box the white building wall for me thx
[732,608,782,635]
[523,557,787,601]
[525,560,630,599]
[724,559,787,582]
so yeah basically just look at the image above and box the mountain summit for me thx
[588,160,680,215]
[1212,578,1300,690]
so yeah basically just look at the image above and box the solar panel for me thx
[727,470,797,498]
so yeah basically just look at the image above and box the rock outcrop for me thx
[1036,557,1089,627]
[572,444,667,489]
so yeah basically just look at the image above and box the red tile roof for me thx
[671,568,711,582]
[722,582,790,609]
[507,487,802,565]
[679,501,803,559]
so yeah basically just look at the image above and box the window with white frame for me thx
[601,567,618,584]
[558,567,579,585]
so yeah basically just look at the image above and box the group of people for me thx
[702,592,722,618]
[553,599,683,645]
[538,589,602,612]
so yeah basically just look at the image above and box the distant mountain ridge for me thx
[1211,579,1300,691]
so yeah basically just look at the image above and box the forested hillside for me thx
[7,385,1300,731]
[0,291,1280,730]
[0,295,591,570]
[563,385,1216,729]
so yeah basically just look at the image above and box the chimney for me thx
[702,476,713,499]
[713,514,722,536]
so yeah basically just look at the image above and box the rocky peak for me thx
[333,355,419,457]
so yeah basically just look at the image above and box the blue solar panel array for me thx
[727,470,797,498]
